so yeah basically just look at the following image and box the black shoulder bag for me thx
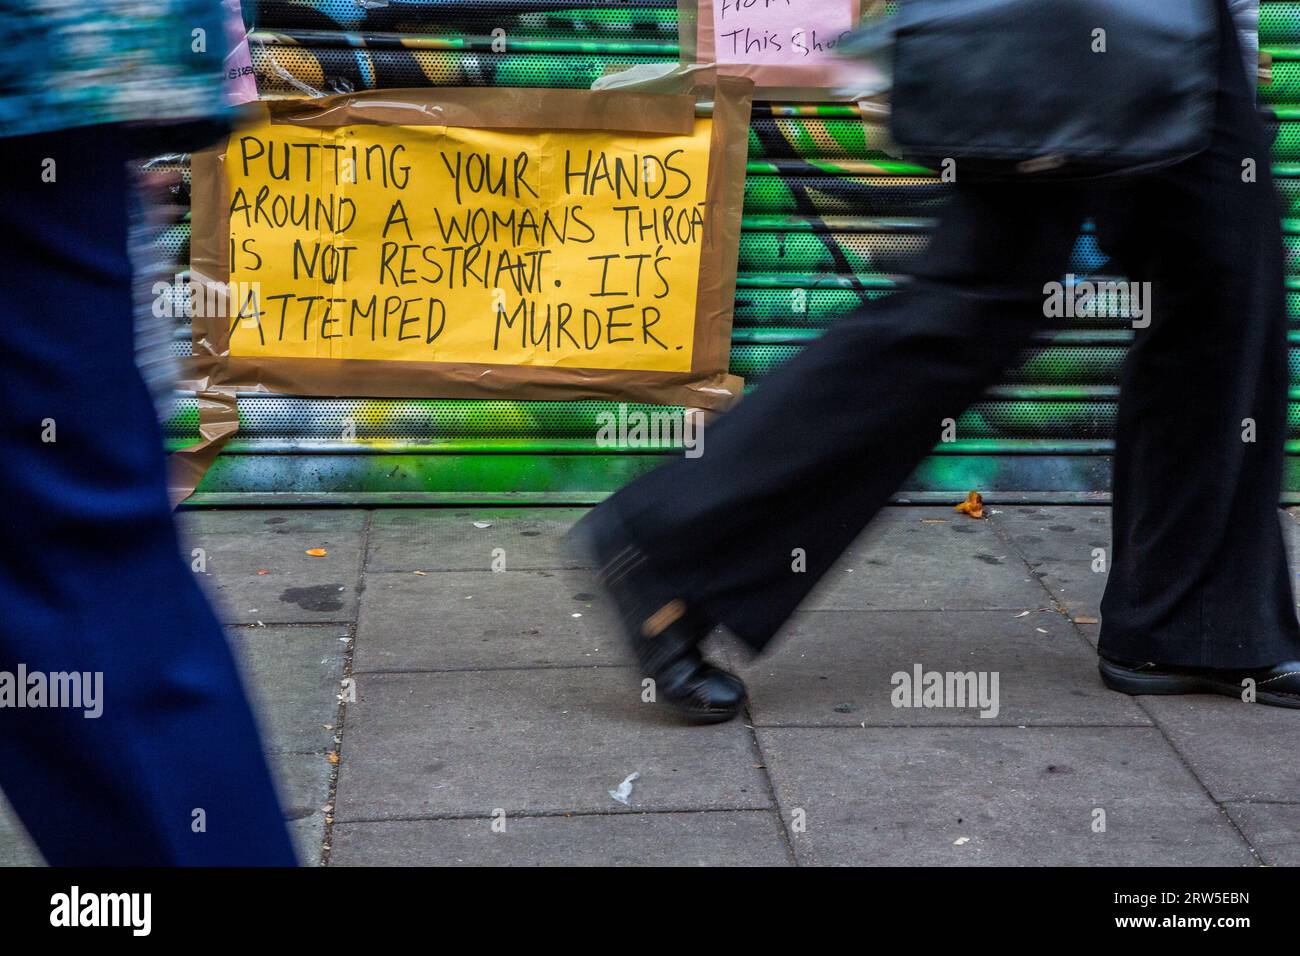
[846,0,1220,178]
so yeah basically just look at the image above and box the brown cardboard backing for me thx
[172,77,754,500]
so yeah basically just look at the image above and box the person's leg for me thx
[0,125,297,865]
[591,177,1087,657]
[1097,0,1300,675]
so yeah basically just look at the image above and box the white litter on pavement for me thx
[608,772,640,806]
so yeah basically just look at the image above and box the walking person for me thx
[574,0,1300,722]
[0,2,297,864]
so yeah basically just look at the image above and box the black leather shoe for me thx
[1099,657,1300,709]
[634,619,748,724]
[568,508,747,724]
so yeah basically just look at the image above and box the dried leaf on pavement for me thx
[954,491,985,519]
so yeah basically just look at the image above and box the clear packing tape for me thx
[222,0,259,106]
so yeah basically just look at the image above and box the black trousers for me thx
[603,2,1300,669]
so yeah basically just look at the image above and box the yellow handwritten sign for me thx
[224,117,713,372]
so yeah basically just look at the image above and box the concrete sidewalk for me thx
[4,505,1300,866]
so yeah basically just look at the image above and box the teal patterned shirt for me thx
[0,0,229,138]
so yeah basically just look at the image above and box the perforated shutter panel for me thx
[162,0,1300,502]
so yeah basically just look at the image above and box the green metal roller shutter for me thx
[164,0,1300,503]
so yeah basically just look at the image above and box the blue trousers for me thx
[0,125,297,865]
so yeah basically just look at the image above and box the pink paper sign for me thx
[691,0,864,95]
[713,0,857,66]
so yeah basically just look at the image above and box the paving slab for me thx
[227,624,348,754]
[366,507,591,572]
[1072,619,1102,649]
[992,507,1300,629]
[187,530,364,625]
[176,508,368,538]
[991,505,1112,562]
[1223,803,1300,867]
[737,609,1147,728]
[756,726,1254,866]
[998,507,1300,620]
[1138,695,1300,803]
[0,795,41,866]
[270,752,334,867]
[0,753,330,866]
[0,623,341,867]
[333,668,771,821]
[330,810,791,866]
[354,570,620,672]
[11,505,1297,868]
[806,508,1047,611]
[1019,560,1108,620]
[1280,509,1300,605]
[990,505,1111,618]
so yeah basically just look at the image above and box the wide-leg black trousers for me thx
[603,0,1300,668]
